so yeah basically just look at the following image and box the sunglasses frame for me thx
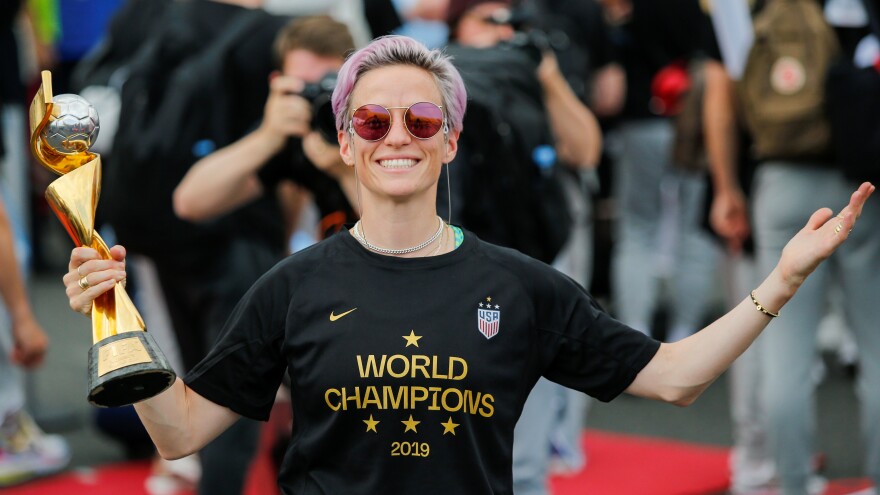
[348,102,447,142]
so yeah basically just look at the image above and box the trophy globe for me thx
[41,94,101,154]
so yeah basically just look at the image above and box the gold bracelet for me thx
[749,290,780,318]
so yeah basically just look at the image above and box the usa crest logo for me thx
[477,297,501,339]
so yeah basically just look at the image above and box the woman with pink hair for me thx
[63,35,873,494]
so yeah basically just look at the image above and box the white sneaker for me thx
[808,476,829,495]
[842,488,876,495]
[0,410,71,486]
[731,475,827,495]
[729,449,777,494]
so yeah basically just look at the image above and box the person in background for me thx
[705,1,880,493]
[702,55,773,495]
[174,15,357,239]
[0,4,69,486]
[520,0,626,478]
[446,2,603,492]
[600,0,721,344]
[0,193,70,487]
[88,2,289,493]
[4,0,53,272]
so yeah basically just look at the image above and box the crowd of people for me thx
[1,1,878,494]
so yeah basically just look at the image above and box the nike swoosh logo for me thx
[329,308,357,322]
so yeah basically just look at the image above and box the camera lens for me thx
[312,98,338,143]
[297,71,338,142]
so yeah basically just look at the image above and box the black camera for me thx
[487,5,569,64]
[502,30,550,65]
[299,71,338,143]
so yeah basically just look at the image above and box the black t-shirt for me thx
[257,139,356,239]
[0,0,23,159]
[0,0,23,105]
[617,0,716,119]
[536,0,617,102]
[185,230,660,495]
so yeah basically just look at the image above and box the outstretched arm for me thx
[64,246,240,458]
[0,198,48,368]
[133,377,240,459]
[626,182,875,405]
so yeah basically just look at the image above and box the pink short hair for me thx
[332,36,467,133]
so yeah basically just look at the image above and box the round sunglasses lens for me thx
[405,103,443,139]
[352,105,391,140]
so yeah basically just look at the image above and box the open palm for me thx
[778,182,875,289]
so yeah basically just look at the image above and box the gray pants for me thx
[0,297,25,420]
[725,254,777,492]
[610,119,719,339]
[753,163,880,494]
[0,117,31,420]
[0,225,26,420]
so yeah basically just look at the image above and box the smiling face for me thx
[338,65,460,206]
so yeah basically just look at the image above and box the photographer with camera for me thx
[174,15,357,236]
[145,14,354,495]
[445,2,601,494]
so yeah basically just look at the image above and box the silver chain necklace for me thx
[353,216,445,255]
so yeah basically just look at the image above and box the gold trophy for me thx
[29,71,175,407]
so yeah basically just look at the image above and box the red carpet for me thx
[549,430,873,495]
[4,430,873,494]
[550,430,731,494]
[2,458,277,495]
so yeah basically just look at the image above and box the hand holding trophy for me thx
[29,71,175,407]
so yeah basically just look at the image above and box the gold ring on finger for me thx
[834,223,843,234]
[78,275,90,291]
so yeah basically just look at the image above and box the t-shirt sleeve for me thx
[532,269,661,402]
[184,267,290,421]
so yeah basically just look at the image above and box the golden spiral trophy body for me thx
[29,71,175,407]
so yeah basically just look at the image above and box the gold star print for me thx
[486,297,492,303]
[402,330,423,347]
[364,415,379,433]
[402,415,420,433]
[441,417,459,436]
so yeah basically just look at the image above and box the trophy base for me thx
[87,332,176,408]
